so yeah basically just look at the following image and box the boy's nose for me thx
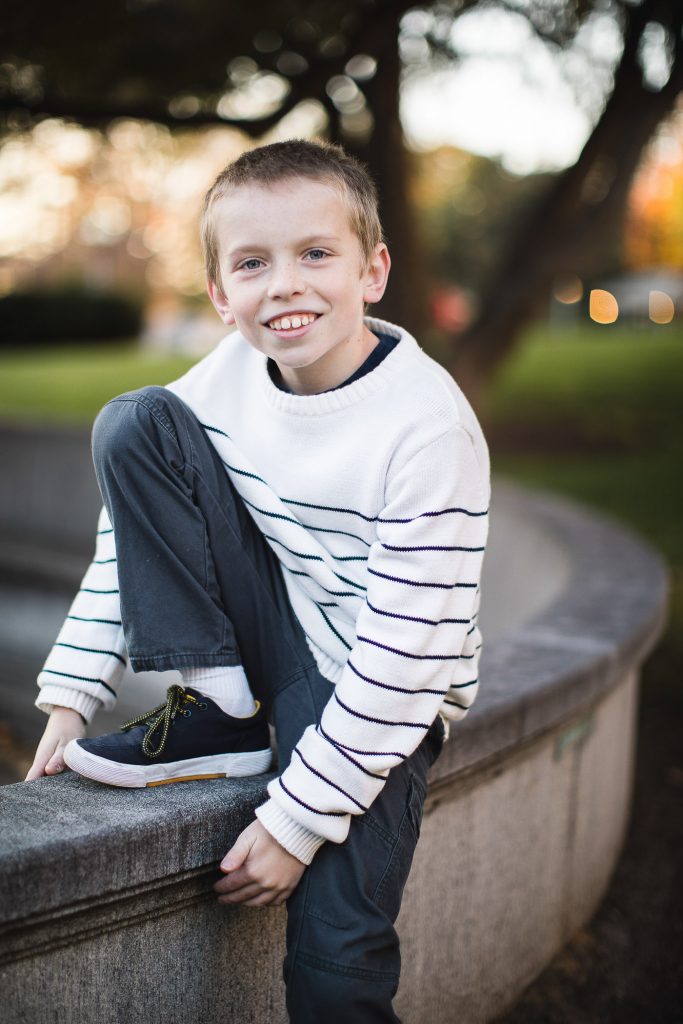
[267,261,305,300]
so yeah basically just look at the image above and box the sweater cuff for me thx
[255,798,326,865]
[35,686,103,724]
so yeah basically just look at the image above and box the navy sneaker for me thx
[63,684,272,788]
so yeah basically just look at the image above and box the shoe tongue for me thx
[182,686,210,703]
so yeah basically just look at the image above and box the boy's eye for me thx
[305,249,327,261]
[240,258,263,271]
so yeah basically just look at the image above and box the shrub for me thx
[0,285,143,346]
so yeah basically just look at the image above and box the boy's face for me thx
[207,178,390,395]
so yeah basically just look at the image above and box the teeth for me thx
[268,314,317,331]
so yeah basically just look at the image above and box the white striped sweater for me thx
[37,317,490,864]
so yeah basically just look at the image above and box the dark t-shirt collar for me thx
[267,331,399,395]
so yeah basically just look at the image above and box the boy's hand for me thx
[25,707,87,780]
[214,819,306,907]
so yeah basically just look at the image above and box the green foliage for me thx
[0,285,143,346]
[1,0,366,128]
[411,147,553,291]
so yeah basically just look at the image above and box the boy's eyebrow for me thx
[226,236,342,259]
[297,235,341,247]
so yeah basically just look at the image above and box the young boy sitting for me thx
[26,139,490,1022]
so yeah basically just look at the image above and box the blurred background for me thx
[1,0,681,1019]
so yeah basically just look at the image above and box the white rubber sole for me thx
[63,740,273,788]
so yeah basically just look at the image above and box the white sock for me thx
[182,665,257,718]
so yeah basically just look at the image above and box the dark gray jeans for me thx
[91,385,445,1024]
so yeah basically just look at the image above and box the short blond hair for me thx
[201,139,383,288]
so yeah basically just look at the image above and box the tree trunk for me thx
[448,0,683,406]
[341,12,429,337]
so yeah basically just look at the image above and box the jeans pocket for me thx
[372,771,426,922]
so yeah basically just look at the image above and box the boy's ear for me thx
[207,279,235,326]
[362,243,391,306]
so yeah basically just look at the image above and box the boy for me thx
[26,140,490,1022]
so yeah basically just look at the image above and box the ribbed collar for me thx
[255,316,418,416]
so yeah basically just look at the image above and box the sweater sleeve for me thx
[256,425,490,863]
[35,506,128,722]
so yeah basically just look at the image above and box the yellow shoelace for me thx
[120,684,205,759]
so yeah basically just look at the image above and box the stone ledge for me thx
[428,478,668,788]
[0,478,668,948]
[0,770,272,927]
[1,865,218,966]
[0,537,89,591]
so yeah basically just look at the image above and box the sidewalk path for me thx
[494,686,683,1024]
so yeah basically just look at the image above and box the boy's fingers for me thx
[220,833,255,872]
[214,864,253,893]
[218,882,262,904]
[25,713,85,782]
[44,755,65,775]
[25,759,48,781]
[43,741,67,775]
[242,886,293,907]
[24,741,56,780]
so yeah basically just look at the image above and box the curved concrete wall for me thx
[0,428,669,1023]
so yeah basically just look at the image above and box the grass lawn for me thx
[0,344,197,424]
[484,324,683,704]
[1,325,680,697]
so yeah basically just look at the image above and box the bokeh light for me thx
[649,290,675,324]
[553,274,583,304]
[589,289,619,324]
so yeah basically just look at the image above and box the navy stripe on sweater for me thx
[357,635,468,660]
[201,421,234,441]
[347,658,447,697]
[282,498,377,522]
[241,495,372,547]
[55,642,126,665]
[319,728,409,760]
[315,606,353,651]
[368,567,477,590]
[213,451,268,485]
[67,615,122,625]
[444,696,470,710]
[278,777,346,817]
[381,543,485,553]
[263,533,368,579]
[293,746,368,811]
[378,506,489,523]
[287,567,365,598]
[318,724,387,780]
[366,598,469,627]
[334,692,429,729]
[43,670,117,697]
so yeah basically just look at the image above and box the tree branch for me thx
[447,0,683,394]
[0,85,308,135]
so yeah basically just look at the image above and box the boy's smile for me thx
[207,178,390,395]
